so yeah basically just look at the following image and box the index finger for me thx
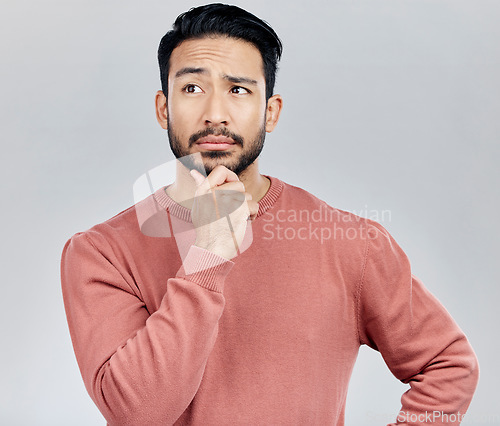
[205,165,239,189]
[190,169,206,187]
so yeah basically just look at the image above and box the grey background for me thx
[1,0,498,424]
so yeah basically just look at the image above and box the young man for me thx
[61,4,478,425]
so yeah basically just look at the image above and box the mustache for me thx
[189,127,244,147]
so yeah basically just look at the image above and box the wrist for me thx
[194,239,234,260]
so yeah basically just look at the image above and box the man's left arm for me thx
[357,222,479,426]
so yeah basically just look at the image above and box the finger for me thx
[247,200,259,220]
[190,169,214,196]
[206,165,239,188]
[190,169,206,186]
[214,181,245,194]
[213,189,246,217]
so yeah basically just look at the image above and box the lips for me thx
[196,135,235,144]
[195,135,236,151]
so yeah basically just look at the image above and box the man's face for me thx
[163,36,271,176]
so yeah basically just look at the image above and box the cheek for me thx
[168,101,195,134]
[231,102,266,129]
[169,90,195,113]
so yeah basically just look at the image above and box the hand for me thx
[190,165,258,259]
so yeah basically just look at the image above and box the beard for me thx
[167,117,266,177]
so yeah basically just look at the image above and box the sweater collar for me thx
[153,175,284,222]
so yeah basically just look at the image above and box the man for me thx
[61,4,478,425]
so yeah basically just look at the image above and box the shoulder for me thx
[273,177,407,256]
[276,177,377,230]
[63,199,147,258]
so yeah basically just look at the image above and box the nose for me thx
[203,92,229,126]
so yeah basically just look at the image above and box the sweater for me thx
[60,176,479,425]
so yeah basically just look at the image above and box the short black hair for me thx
[158,3,282,100]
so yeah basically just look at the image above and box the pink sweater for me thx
[61,176,478,425]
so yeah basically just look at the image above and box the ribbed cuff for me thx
[176,245,234,293]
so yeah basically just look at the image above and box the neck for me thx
[166,159,270,209]
[237,160,270,203]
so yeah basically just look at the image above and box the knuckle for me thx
[213,164,227,174]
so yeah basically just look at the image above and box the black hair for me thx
[158,3,282,100]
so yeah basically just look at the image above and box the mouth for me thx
[195,135,237,151]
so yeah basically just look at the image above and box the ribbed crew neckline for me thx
[153,175,284,222]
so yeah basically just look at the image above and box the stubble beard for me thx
[167,117,267,177]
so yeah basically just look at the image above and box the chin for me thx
[202,160,238,176]
[200,151,233,160]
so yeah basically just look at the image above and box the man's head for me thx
[155,4,283,177]
[158,3,282,101]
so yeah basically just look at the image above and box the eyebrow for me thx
[222,74,258,86]
[174,67,258,86]
[174,67,208,78]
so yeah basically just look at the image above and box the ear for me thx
[155,90,169,130]
[265,94,283,133]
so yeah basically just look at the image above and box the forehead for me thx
[169,36,265,81]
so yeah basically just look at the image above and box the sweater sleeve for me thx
[357,223,479,426]
[61,232,233,425]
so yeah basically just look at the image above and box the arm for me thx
[61,232,232,425]
[357,223,479,426]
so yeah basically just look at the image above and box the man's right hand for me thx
[190,165,258,260]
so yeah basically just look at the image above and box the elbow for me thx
[90,366,186,426]
[95,391,179,426]
[453,339,480,409]
[465,348,480,393]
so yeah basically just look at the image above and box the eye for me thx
[183,84,203,94]
[230,86,251,95]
